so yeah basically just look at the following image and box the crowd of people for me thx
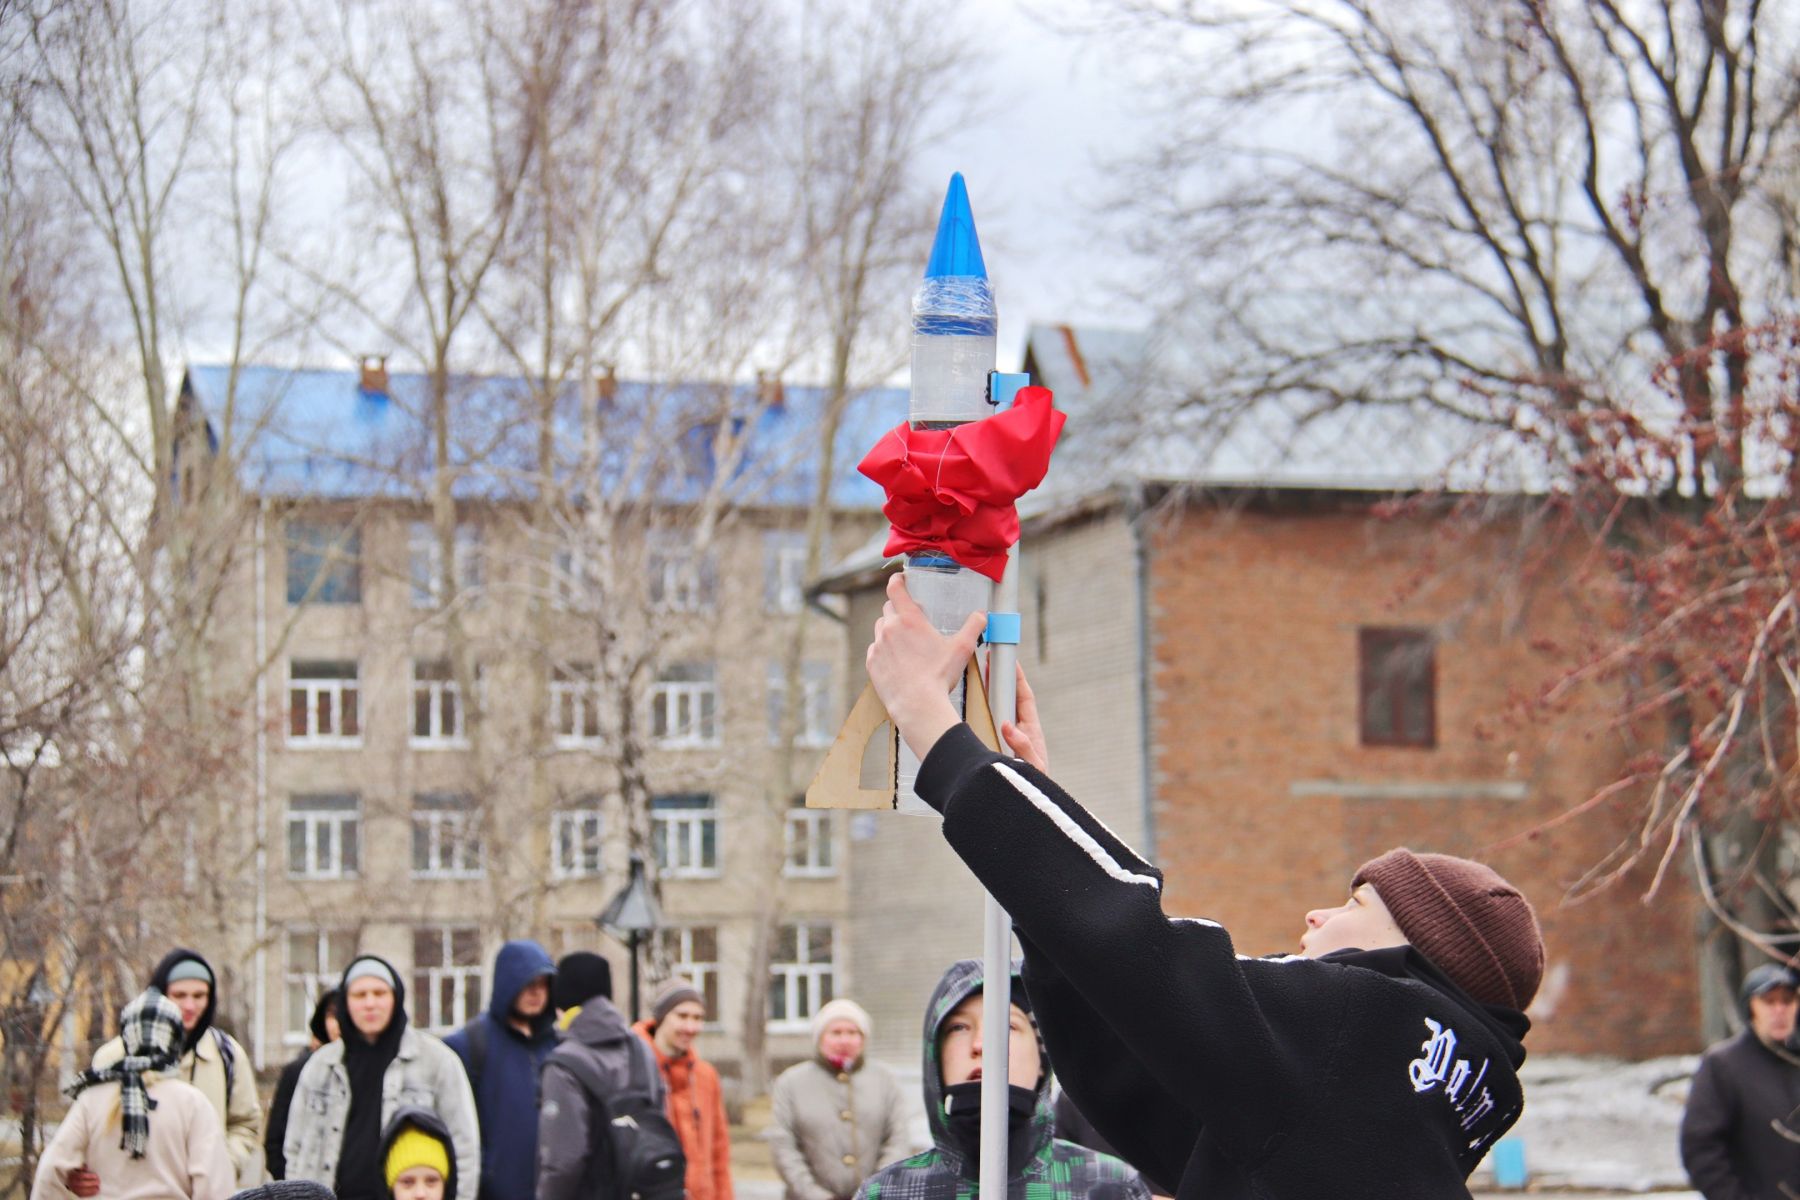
[24,579,1800,1200]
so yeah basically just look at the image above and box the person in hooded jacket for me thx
[266,989,340,1180]
[91,948,264,1188]
[854,959,1148,1200]
[864,576,1546,1200]
[33,989,236,1200]
[536,951,644,1200]
[632,978,734,1200]
[768,998,914,1200]
[380,1106,460,1200]
[441,940,556,1200]
[284,956,479,1200]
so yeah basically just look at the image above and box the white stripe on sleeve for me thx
[992,762,1161,890]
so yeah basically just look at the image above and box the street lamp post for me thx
[599,852,663,1022]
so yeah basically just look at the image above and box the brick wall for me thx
[1146,496,1700,1056]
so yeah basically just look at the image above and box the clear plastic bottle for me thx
[897,173,999,815]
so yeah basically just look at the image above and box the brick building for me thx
[172,361,886,1078]
[817,325,1700,1062]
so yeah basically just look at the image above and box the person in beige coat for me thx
[32,990,235,1200]
[91,948,263,1187]
[768,999,915,1200]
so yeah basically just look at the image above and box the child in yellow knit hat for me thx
[380,1108,456,1200]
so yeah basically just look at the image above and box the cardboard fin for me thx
[806,681,896,810]
[806,655,1003,810]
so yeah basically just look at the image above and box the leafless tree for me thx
[741,0,983,1094]
[2,0,315,1183]
[1092,0,1800,1016]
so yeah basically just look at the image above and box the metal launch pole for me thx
[980,550,1022,1199]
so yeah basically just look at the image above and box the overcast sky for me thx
[911,0,1163,370]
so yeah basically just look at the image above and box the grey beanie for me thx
[343,957,397,990]
[166,959,214,987]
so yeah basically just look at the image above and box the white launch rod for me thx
[980,549,1021,1200]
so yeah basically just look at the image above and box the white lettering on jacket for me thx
[1409,1018,1497,1134]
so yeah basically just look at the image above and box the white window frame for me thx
[284,928,355,1047]
[659,925,721,1027]
[764,533,809,614]
[767,660,834,748]
[650,664,720,748]
[651,794,719,879]
[409,521,481,609]
[551,664,604,747]
[551,547,597,612]
[647,533,716,613]
[288,661,361,747]
[412,926,483,1033]
[287,793,360,879]
[551,805,605,879]
[783,806,834,878]
[411,793,485,878]
[411,660,472,748]
[768,921,834,1032]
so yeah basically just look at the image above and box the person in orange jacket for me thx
[633,978,734,1200]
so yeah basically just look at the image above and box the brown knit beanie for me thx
[650,977,705,1024]
[1353,848,1545,1011]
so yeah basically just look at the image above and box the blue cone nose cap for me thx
[924,173,988,280]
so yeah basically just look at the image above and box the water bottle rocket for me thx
[895,173,1001,816]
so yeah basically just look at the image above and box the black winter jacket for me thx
[1680,1030,1800,1200]
[914,724,1531,1200]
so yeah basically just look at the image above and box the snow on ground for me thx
[1466,1054,1701,1194]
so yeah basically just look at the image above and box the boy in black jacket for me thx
[864,574,1545,1200]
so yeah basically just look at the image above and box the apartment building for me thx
[178,361,890,1078]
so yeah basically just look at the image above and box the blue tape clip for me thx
[985,612,1021,645]
[988,371,1030,409]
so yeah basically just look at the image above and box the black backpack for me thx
[549,1034,686,1200]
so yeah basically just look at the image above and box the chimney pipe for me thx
[358,354,390,397]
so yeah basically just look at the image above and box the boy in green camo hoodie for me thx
[855,959,1148,1200]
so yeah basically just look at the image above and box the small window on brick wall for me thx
[1359,627,1436,748]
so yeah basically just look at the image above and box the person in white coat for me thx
[32,989,234,1200]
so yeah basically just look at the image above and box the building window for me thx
[409,521,482,609]
[764,531,810,614]
[1359,627,1437,748]
[647,532,716,612]
[412,659,472,746]
[784,800,833,878]
[551,804,605,879]
[287,794,360,879]
[768,922,834,1031]
[551,547,598,611]
[285,520,361,605]
[285,928,356,1046]
[767,660,834,748]
[551,663,603,746]
[413,926,482,1032]
[412,793,484,877]
[651,793,719,878]
[288,660,361,745]
[650,663,719,748]
[657,926,720,1021]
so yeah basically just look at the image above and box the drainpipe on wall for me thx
[1130,482,1158,863]
[253,498,269,1070]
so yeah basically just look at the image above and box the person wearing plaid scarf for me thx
[30,989,235,1200]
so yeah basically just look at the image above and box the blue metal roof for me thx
[181,364,896,509]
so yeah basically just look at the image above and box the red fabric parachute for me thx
[856,385,1065,581]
